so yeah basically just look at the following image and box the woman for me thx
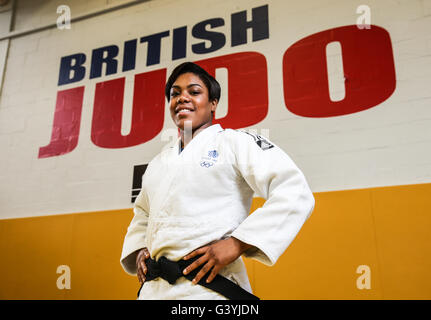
[120,62,315,299]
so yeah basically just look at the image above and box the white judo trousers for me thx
[120,124,315,299]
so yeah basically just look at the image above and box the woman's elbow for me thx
[305,187,315,220]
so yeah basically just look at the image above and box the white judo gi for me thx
[120,124,315,299]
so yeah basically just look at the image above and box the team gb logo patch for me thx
[200,150,219,168]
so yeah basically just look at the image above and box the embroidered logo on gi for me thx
[200,161,214,168]
[208,150,219,158]
[256,138,274,150]
[243,132,274,151]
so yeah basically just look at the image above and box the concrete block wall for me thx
[0,0,430,219]
[0,0,430,299]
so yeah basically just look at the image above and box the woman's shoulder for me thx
[218,127,254,141]
[219,127,273,148]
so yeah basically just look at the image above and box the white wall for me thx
[13,0,141,31]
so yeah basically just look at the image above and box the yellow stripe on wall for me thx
[1,183,430,299]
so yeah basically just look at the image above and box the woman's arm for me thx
[230,130,315,266]
[183,130,315,283]
[182,236,253,284]
[120,187,150,276]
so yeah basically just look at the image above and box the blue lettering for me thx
[231,4,269,46]
[192,18,225,54]
[172,26,187,60]
[90,45,119,79]
[122,39,137,72]
[57,5,270,84]
[58,53,86,85]
[140,30,170,66]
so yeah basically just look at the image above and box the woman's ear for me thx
[211,99,218,113]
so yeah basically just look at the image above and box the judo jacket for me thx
[120,124,315,299]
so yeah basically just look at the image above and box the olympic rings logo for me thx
[200,161,214,168]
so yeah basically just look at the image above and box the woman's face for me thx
[169,72,217,131]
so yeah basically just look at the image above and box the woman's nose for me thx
[178,92,190,103]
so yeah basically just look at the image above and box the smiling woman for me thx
[120,62,315,300]
[167,63,220,148]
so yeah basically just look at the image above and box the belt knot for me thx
[145,256,183,285]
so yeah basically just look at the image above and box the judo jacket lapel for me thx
[145,124,224,253]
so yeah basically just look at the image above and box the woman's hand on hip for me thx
[136,247,150,284]
[182,237,253,285]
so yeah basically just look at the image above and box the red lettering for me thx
[282,25,396,117]
[91,69,166,148]
[195,52,268,128]
[38,86,85,158]
[40,25,398,158]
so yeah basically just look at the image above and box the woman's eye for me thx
[171,92,179,97]
[191,91,200,95]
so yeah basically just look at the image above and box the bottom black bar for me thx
[0,300,429,319]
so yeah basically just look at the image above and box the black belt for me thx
[137,255,259,300]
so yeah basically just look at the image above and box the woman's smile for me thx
[175,105,195,116]
[169,72,217,132]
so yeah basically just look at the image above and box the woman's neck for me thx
[180,121,212,149]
